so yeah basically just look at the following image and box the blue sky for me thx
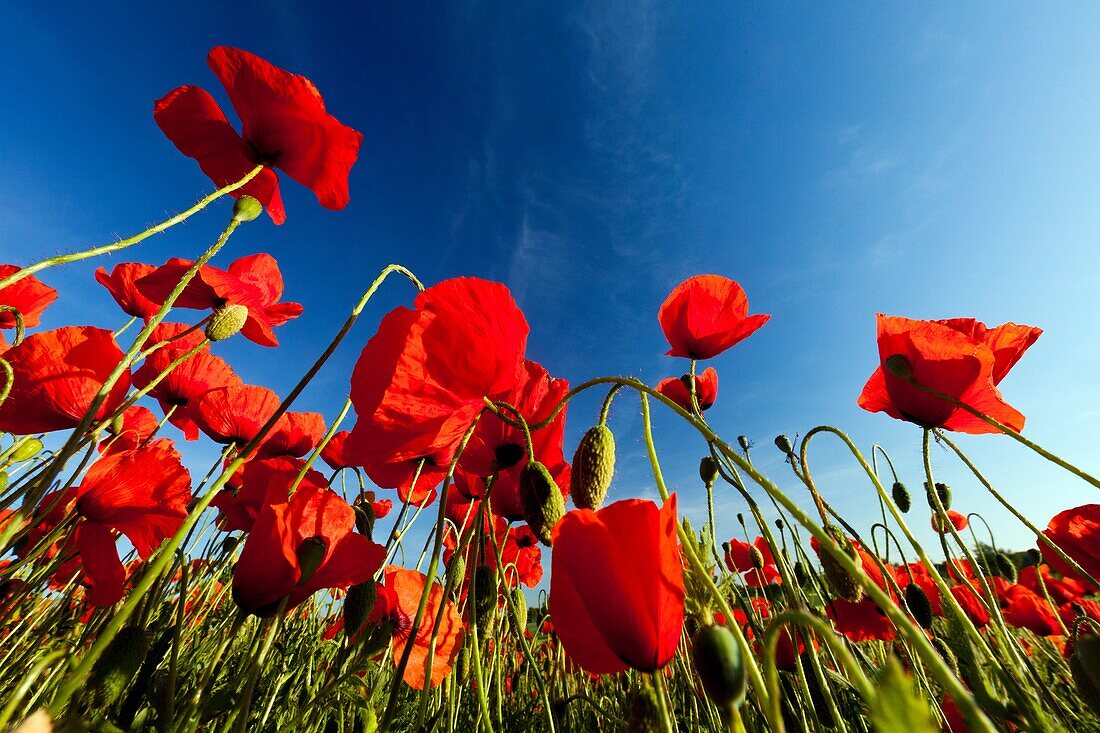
[3,3,1100,578]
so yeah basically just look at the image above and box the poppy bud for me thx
[891,481,911,513]
[90,625,150,708]
[774,435,794,456]
[9,437,43,463]
[471,566,497,627]
[699,456,720,487]
[511,588,528,631]
[232,195,264,222]
[295,537,327,586]
[794,561,808,585]
[737,435,751,452]
[924,482,952,511]
[343,582,376,639]
[446,554,467,601]
[220,535,240,556]
[1026,548,1042,565]
[993,552,1018,584]
[520,461,565,546]
[206,304,249,342]
[625,686,663,733]
[692,624,747,713]
[820,527,863,603]
[354,499,376,539]
[933,637,960,679]
[905,584,934,629]
[884,354,914,380]
[749,546,766,571]
[109,412,125,436]
[571,424,615,510]
[1072,636,1100,715]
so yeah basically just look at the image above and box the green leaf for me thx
[868,657,937,733]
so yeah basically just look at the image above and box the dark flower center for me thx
[494,442,526,470]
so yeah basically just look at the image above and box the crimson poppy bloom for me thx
[658,275,769,360]
[724,536,781,588]
[858,315,1041,434]
[932,509,970,533]
[457,359,570,521]
[211,456,327,533]
[193,383,282,446]
[95,263,160,320]
[0,327,131,435]
[101,405,159,454]
[995,580,1061,636]
[950,584,991,628]
[320,430,356,471]
[40,440,191,605]
[154,46,362,224]
[346,278,529,503]
[375,567,465,689]
[657,367,719,412]
[232,480,385,616]
[132,329,241,440]
[444,515,544,589]
[0,265,57,329]
[550,495,684,674]
[1018,564,1087,605]
[1041,504,1100,584]
[258,411,325,458]
[137,254,303,347]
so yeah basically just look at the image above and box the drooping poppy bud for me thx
[748,546,766,571]
[699,456,720,487]
[295,537,327,586]
[737,435,751,452]
[819,527,863,602]
[994,552,1018,584]
[9,436,43,463]
[90,626,150,709]
[232,195,264,223]
[891,481,911,513]
[343,581,376,640]
[470,566,498,627]
[206,304,249,342]
[571,424,615,510]
[520,461,565,546]
[354,497,376,539]
[774,435,794,456]
[445,553,467,601]
[905,583,934,629]
[925,482,952,511]
[511,588,528,631]
[692,624,747,714]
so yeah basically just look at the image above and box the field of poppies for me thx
[2,45,1100,733]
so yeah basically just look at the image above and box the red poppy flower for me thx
[550,495,685,674]
[154,46,362,224]
[258,411,325,458]
[826,597,898,642]
[211,456,327,533]
[193,384,282,446]
[898,563,944,616]
[995,580,1061,636]
[857,315,1041,434]
[379,566,465,689]
[0,265,57,329]
[444,515,544,590]
[0,327,131,435]
[346,278,529,503]
[724,536,781,587]
[656,367,719,411]
[132,330,241,441]
[932,510,970,533]
[1018,564,1088,605]
[101,405,159,454]
[950,584,991,628]
[658,275,769,360]
[95,263,160,320]
[39,440,191,605]
[232,480,385,616]
[1041,504,1100,584]
[458,359,570,521]
[320,430,356,471]
[137,254,303,347]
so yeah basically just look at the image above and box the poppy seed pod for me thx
[571,424,615,510]
[820,527,864,602]
[520,461,565,546]
[774,435,794,456]
[699,456,720,487]
[905,583,934,629]
[343,581,376,639]
[90,625,150,708]
[232,194,264,222]
[891,481,911,513]
[692,624,747,713]
[206,303,249,342]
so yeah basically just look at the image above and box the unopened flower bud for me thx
[891,481,911,513]
[905,584,934,629]
[774,435,794,456]
[9,437,43,463]
[354,498,376,539]
[343,581,376,639]
[692,624,747,714]
[511,587,528,631]
[749,546,766,571]
[571,424,615,510]
[519,461,565,546]
[820,526,863,602]
[470,565,497,627]
[737,435,751,452]
[446,554,467,601]
[295,537,327,586]
[884,354,913,380]
[699,456,720,487]
[206,304,249,342]
[232,195,264,222]
[924,482,952,511]
[994,552,1018,584]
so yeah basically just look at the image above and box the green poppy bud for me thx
[699,456,720,487]
[891,481,911,513]
[924,482,952,511]
[737,435,751,452]
[232,195,264,222]
[511,587,528,632]
[354,498,376,539]
[571,424,615,510]
[344,581,376,639]
[9,436,43,463]
[206,303,249,342]
[446,554,467,601]
[519,461,565,546]
[295,537,327,586]
[994,552,1018,584]
[884,354,913,380]
[905,583,934,629]
[471,565,497,627]
[820,526,863,602]
[774,435,794,456]
[692,624,747,713]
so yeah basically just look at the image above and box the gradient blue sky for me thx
[3,3,1100,575]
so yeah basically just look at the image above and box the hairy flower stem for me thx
[650,670,676,733]
[0,166,263,292]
